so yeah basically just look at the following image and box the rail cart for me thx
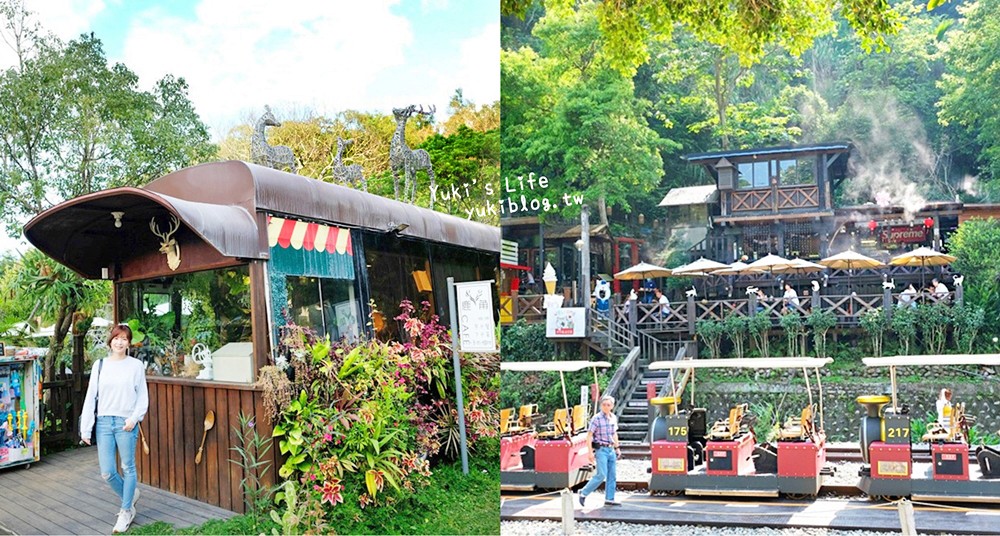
[500,360,611,491]
[648,357,832,498]
[858,354,1000,503]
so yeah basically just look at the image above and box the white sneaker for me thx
[131,488,140,510]
[112,508,135,533]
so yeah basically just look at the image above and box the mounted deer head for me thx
[150,215,181,271]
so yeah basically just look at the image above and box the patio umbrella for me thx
[671,257,729,298]
[613,261,673,280]
[670,257,729,276]
[745,254,796,292]
[819,250,885,293]
[712,261,750,276]
[771,258,827,276]
[889,246,957,287]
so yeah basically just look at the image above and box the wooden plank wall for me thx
[136,378,280,513]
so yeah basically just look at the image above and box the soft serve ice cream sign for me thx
[542,262,587,338]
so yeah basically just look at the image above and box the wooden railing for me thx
[602,347,641,415]
[730,185,819,213]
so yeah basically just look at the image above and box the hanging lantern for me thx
[606,205,613,217]
[868,220,877,232]
[638,213,645,225]
[924,217,934,228]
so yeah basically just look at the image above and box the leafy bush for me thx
[747,312,771,358]
[500,320,556,362]
[806,309,837,358]
[917,303,952,355]
[723,314,748,358]
[860,308,889,357]
[696,319,725,358]
[890,305,917,355]
[952,304,986,354]
[267,300,498,530]
[779,312,805,356]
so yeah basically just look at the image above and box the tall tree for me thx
[0,14,215,229]
[501,2,665,224]
[502,0,902,74]
[938,0,1000,197]
[0,2,213,376]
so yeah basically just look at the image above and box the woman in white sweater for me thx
[80,324,149,534]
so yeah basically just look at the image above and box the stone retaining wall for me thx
[687,370,1000,442]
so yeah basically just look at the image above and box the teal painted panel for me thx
[269,245,355,280]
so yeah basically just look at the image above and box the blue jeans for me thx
[96,416,139,511]
[580,446,616,501]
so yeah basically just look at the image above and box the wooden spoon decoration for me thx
[138,422,150,455]
[195,410,215,464]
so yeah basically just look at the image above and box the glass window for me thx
[737,161,773,188]
[286,276,361,344]
[117,266,252,373]
[778,158,814,186]
[737,163,753,189]
[362,231,432,341]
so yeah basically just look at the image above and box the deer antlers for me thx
[415,104,435,115]
[150,214,180,241]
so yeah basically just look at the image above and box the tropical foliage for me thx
[263,300,498,530]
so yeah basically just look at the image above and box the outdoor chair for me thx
[537,408,569,439]
[922,402,968,443]
[707,403,748,441]
[778,404,814,441]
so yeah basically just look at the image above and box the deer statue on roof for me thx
[251,105,298,173]
[333,137,367,192]
[390,104,436,208]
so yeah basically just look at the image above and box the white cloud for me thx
[119,0,414,137]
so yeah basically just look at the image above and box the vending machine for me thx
[0,355,41,469]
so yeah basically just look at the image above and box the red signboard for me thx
[878,226,927,245]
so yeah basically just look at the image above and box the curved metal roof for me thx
[24,161,500,279]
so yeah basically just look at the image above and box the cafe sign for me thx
[878,225,927,246]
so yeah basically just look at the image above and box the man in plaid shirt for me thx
[578,396,620,507]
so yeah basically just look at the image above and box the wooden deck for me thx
[0,446,235,535]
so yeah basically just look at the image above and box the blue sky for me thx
[0,0,499,253]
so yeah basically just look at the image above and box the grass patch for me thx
[125,444,499,535]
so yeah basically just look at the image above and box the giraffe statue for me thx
[389,104,436,208]
[333,137,367,191]
[251,105,298,173]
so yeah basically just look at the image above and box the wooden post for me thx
[560,488,575,535]
[748,293,757,314]
[687,295,696,336]
[897,498,916,535]
[811,290,820,311]
[628,298,637,347]
[511,289,519,320]
[883,287,893,322]
[71,333,85,439]
[956,284,963,306]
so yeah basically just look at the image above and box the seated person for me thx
[782,283,800,314]
[929,278,950,303]
[898,284,917,308]
[755,289,767,313]
[937,388,953,429]
[654,288,671,320]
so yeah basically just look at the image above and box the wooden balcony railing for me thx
[507,287,963,337]
[730,185,819,213]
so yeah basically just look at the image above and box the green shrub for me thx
[779,312,804,356]
[696,319,725,358]
[952,304,986,354]
[747,312,771,358]
[917,303,952,355]
[806,309,837,358]
[723,314,749,358]
[890,305,917,355]
[860,308,889,357]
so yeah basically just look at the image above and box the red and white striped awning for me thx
[267,215,353,255]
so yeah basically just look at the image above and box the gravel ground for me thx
[500,520,919,536]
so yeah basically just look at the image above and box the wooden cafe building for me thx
[23,161,500,512]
